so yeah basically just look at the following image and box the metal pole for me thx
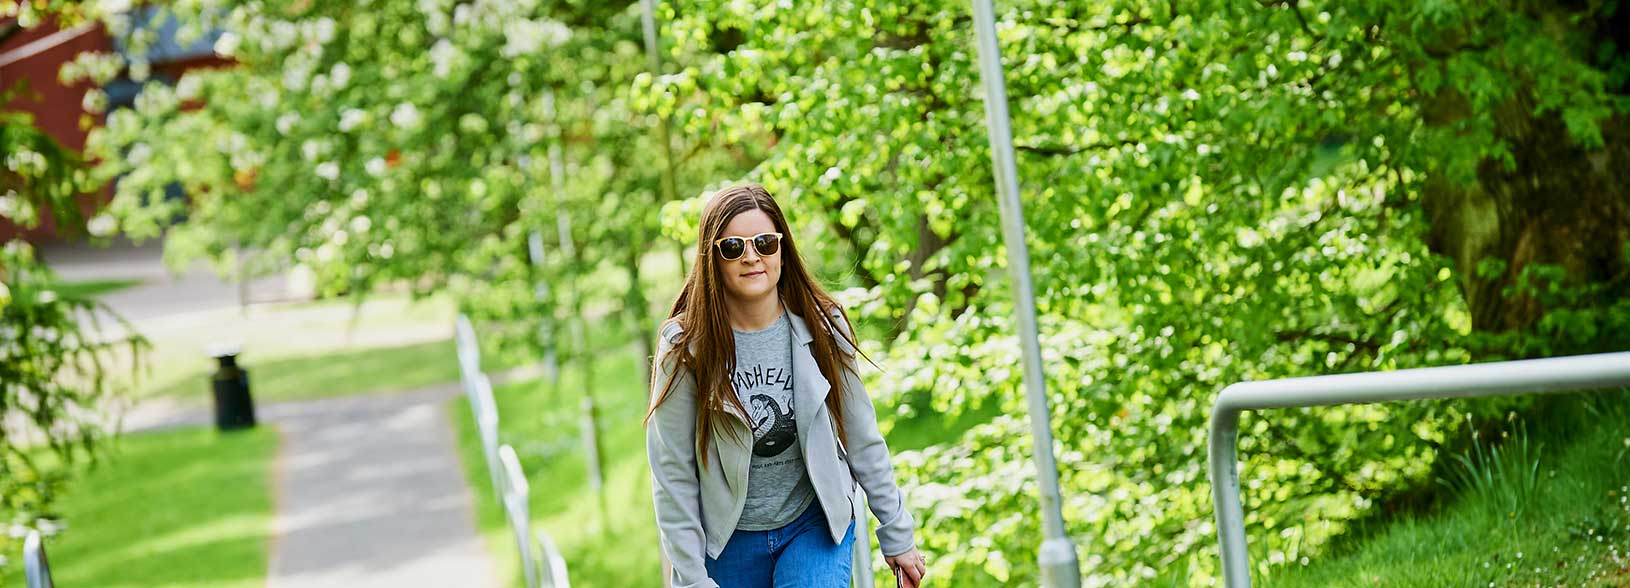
[24,529,54,588]
[851,488,874,588]
[1208,351,1630,587]
[967,2,1081,587]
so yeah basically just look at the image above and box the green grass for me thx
[1267,393,1630,588]
[1,426,280,588]
[53,277,144,299]
[452,345,665,588]
[143,338,514,403]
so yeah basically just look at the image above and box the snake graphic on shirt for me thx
[747,394,796,457]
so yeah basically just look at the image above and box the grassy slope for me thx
[1,426,280,588]
[453,346,664,588]
[1269,393,1630,588]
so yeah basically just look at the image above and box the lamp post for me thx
[968,1,1083,586]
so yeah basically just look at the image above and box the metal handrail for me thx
[457,315,572,588]
[473,373,503,501]
[1207,351,1630,587]
[500,443,574,588]
[535,528,572,588]
[24,530,54,588]
[851,488,873,588]
[499,444,540,588]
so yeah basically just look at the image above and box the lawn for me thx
[54,277,144,299]
[0,426,280,588]
[114,292,462,402]
[143,338,472,403]
[1268,391,1630,588]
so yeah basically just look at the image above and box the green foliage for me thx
[1,5,149,557]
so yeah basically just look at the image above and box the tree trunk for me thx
[625,244,655,391]
[1421,99,1630,337]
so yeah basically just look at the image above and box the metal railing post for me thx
[500,444,540,588]
[536,528,573,588]
[24,530,54,588]
[1208,351,1630,587]
[851,488,874,588]
[967,1,1082,586]
[475,374,504,502]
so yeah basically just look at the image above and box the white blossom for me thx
[338,108,366,132]
[175,74,203,100]
[81,89,109,114]
[86,213,117,237]
[213,31,240,57]
[281,62,309,91]
[315,161,340,180]
[277,112,301,136]
[1181,88,1201,101]
[313,17,337,44]
[429,39,458,78]
[128,59,151,82]
[365,157,388,177]
[390,102,422,129]
[269,20,299,50]
[127,142,153,166]
[96,0,133,15]
[501,19,570,58]
[330,62,351,88]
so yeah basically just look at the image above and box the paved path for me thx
[144,384,501,588]
[264,383,500,588]
[44,239,503,586]
[39,238,299,321]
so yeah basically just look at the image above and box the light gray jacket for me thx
[646,307,917,588]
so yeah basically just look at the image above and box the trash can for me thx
[209,345,256,431]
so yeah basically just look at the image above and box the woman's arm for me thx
[646,332,719,588]
[827,309,918,558]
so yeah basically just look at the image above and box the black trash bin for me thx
[210,347,256,431]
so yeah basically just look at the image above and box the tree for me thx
[1,2,147,555]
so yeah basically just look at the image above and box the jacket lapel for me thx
[786,312,831,445]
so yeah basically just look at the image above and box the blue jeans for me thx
[705,502,854,588]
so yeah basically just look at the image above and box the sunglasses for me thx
[713,232,783,261]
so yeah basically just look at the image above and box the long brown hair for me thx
[644,183,861,466]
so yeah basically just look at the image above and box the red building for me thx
[0,10,228,242]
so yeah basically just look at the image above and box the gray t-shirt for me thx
[731,311,817,530]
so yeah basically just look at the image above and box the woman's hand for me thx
[885,547,927,588]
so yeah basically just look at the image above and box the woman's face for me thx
[717,209,783,304]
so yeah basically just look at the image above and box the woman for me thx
[645,184,928,588]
